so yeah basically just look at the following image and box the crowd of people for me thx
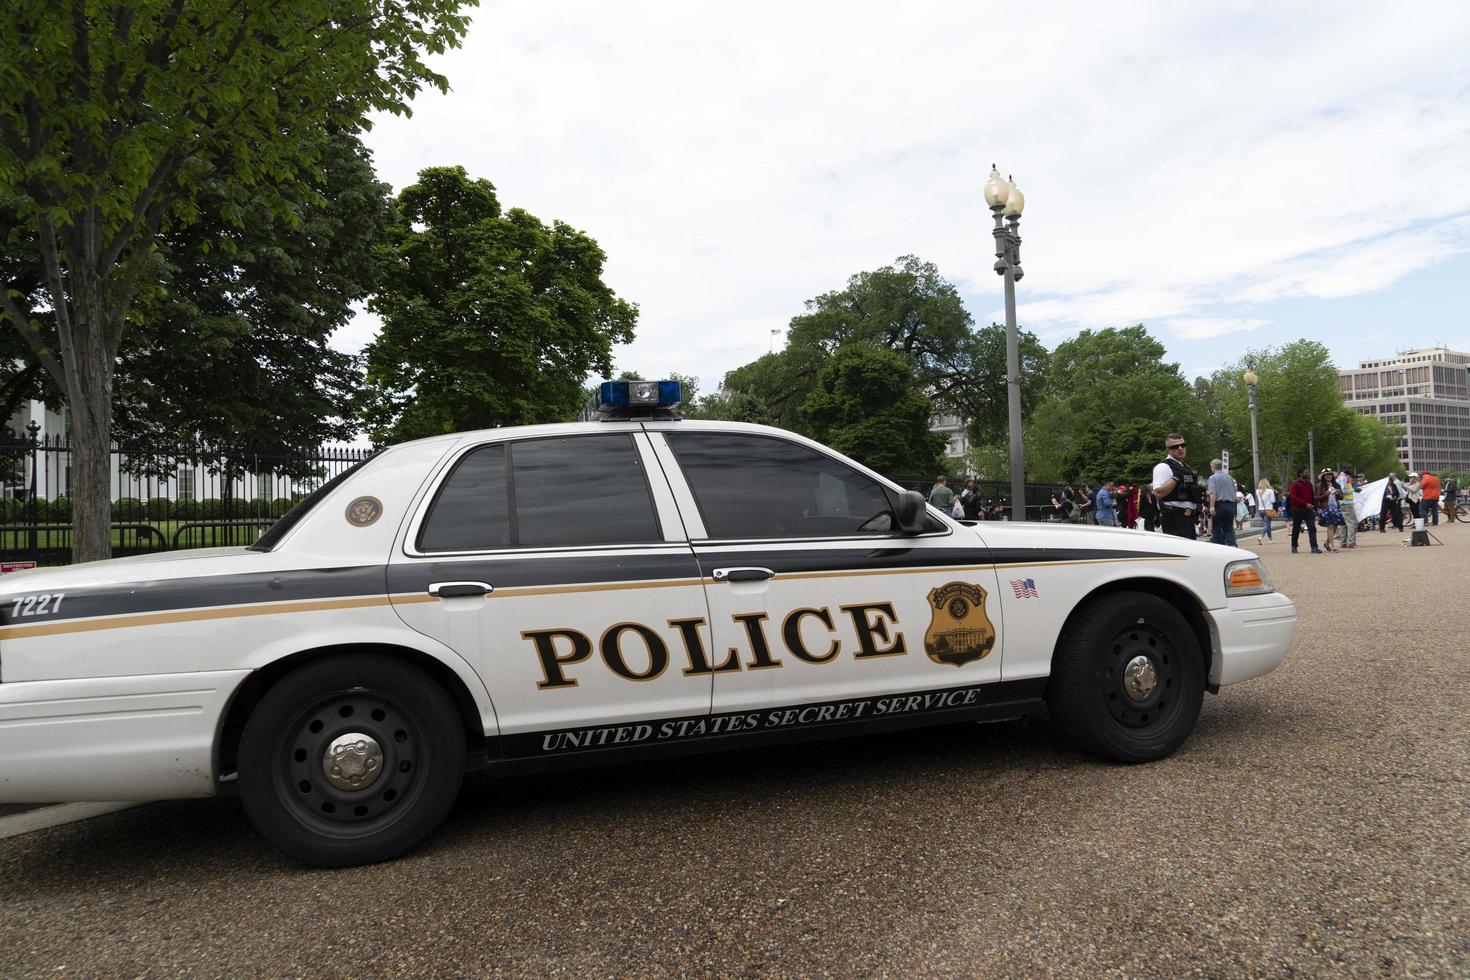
[926,475,1011,522]
[930,434,1463,553]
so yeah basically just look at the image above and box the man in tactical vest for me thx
[1151,433,1204,539]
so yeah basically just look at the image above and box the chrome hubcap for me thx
[1123,656,1158,701]
[322,733,384,791]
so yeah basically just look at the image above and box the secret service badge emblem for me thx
[923,582,996,667]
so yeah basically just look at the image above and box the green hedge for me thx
[112,496,145,520]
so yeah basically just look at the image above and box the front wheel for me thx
[1046,592,1205,763]
[238,654,466,867]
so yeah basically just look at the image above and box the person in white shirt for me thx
[1255,478,1277,544]
[1151,434,1203,539]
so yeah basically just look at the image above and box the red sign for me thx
[0,561,37,573]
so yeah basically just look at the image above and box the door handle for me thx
[711,567,775,583]
[429,581,493,597]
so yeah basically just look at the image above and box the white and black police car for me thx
[0,381,1295,865]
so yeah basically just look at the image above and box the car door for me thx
[646,427,1006,717]
[388,428,712,749]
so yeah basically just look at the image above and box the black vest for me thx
[1161,455,1202,505]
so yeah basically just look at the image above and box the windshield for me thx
[248,456,374,551]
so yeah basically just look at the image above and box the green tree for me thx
[0,194,64,426]
[0,0,472,561]
[722,256,1046,441]
[1025,325,1205,482]
[801,345,945,478]
[1062,417,1178,484]
[1204,341,1400,484]
[361,167,637,443]
[112,130,389,475]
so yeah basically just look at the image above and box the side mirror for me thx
[896,490,927,533]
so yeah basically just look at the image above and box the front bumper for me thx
[0,669,248,802]
[1208,591,1297,686]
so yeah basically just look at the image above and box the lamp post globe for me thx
[1003,178,1025,217]
[983,166,1010,208]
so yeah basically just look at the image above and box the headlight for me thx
[1224,559,1274,597]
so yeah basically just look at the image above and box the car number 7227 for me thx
[10,592,65,618]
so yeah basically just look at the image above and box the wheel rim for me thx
[271,689,427,838]
[1100,621,1178,729]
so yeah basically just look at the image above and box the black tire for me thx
[238,654,466,867]
[1046,592,1205,763]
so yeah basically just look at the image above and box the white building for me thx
[931,413,970,458]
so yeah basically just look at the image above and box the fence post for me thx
[26,419,40,563]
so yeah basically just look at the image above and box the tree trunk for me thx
[60,279,118,565]
[69,415,113,563]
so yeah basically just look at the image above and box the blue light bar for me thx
[586,379,684,420]
[597,380,682,410]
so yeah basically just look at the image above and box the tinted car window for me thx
[511,435,661,548]
[666,432,895,539]
[418,444,512,552]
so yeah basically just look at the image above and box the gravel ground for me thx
[1,524,1466,977]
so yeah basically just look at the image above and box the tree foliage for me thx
[361,167,637,443]
[801,345,945,478]
[1201,341,1401,484]
[0,0,474,560]
[721,256,1046,442]
[1024,325,1206,483]
[111,130,388,474]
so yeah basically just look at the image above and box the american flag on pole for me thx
[1010,578,1039,599]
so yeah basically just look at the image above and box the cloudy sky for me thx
[341,0,1470,393]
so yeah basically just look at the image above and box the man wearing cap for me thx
[1336,464,1358,549]
[1151,434,1203,539]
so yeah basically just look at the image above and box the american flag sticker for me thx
[1010,578,1039,598]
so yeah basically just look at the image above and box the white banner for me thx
[1354,476,1389,526]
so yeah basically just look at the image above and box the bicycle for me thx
[1448,494,1470,523]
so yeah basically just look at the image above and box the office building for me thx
[1338,347,1470,473]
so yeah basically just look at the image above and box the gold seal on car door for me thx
[923,582,996,667]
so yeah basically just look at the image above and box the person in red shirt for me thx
[1288,467,1322,553]
[1421,470,1441,526]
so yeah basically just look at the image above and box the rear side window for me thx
[417,434,660,552]
[511,436,660,548]
[418,444,512,552]
[666,432,895,540]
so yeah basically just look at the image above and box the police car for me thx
[0,381,1296,866]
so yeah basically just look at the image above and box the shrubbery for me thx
[270,497,295,518]
[112,496,145,520]
[144,497,173,520]
[173,499,201,520]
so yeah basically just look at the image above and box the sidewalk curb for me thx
[0,802,147,840]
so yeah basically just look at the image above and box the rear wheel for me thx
[238,654,466,867]
[1046,592,1205,763]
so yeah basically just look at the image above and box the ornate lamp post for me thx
[1243,367,1262,495]
[985,166,1027,522]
